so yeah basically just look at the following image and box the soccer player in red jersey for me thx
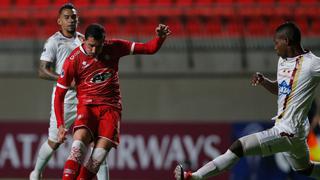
[54,23,170,179]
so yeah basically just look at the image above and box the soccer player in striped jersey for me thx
[29,3,109,180]
[174,22,320,179]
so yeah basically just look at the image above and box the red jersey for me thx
[55,37,166,127]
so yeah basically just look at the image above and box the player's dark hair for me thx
[85,23,106,40]
[276,22,301,46]
[58,3,76,15]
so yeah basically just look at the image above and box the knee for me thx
[295,164,314,176]
[229,140,244,157]
[48,139,61,150]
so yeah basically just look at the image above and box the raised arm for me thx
[251,72,278,95]
[133,24,171,54]
[38,60,59,81]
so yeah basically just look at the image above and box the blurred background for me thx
[1,0,320,179]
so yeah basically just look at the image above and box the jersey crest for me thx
[279,80,291,96]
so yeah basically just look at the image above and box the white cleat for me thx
[29,171,42,180]
[174,164,184,180]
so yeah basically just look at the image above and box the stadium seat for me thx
[310,18,320,36]
[245,18,269,36]
[162,17,185,36]
[33,0,51,8]
[294,17,309,35]
[15,0,32,8]
[277,0,297,5]
[194,0,213,6]
[175,0,193,7]
[135,0,151,7]
[224,18,242,36]
[215,0,234,6]
[204,17,223,36]
[0,0,11,8]
[153,0,173,6]
[113,0,132,6]
[0,0,11,18]
[237,0,256,6]
[73,0,90,8]
[53,0,74,7]
[256,0,275,6]
[135,17,158,37]
[185,17,204,36]
[299,0,318,5]
[93,0,111,6]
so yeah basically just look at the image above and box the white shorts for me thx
[48,103,77,142]
[254,126,310,171]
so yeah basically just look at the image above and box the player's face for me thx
[273,33,288,58]
[58,8,78,36]
[84,37,105,57]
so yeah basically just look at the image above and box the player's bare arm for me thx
[156,24,171,38]
[38,60,59,81]
[251,72,278,95]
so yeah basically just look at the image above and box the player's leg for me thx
[282,138,320,178]
[174,133,260,180]
[86,145,110,180]
[96,157,109,180]
[63,104,98,180]
[174,127,294,180]
[30,103,76,180]
[62,128,92,180]
[78,138,113,179]
[78,107,120,179]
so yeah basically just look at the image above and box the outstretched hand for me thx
[156,24,171,38]
[251,72,265,86]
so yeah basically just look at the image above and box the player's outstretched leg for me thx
[174,164,193,180]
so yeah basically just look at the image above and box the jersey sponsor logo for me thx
[91,72,112,83]
[279,80,291,96]
[84,68,113,86]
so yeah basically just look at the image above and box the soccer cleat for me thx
[29,171,42,180]
[174,164,193,180]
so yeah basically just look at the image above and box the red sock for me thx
[77,166,96,180]
[63,160,81,180]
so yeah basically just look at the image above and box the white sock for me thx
[96,158,109,180]
[193,150,240,179]
[85,148,108,174]
[32,141,54,174]
[67,140,87,164]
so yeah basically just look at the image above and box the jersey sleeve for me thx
[133,37,166,55]
[54,56,76,127]
[310,56,320,77]
[109,39,133,57]
[57,56,76,88]
[40,37,57,62]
